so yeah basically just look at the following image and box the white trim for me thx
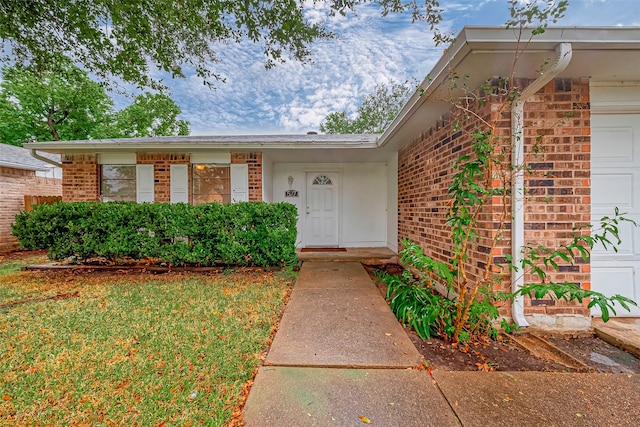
[190,152,231,164]
[24,134,380,154]
[98,153,136,165]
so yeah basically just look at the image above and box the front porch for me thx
[296,246,398,264]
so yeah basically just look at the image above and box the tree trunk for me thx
[47,110,60,141]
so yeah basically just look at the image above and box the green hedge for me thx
[12,201,298,267]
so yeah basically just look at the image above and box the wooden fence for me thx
[24,195,62,212]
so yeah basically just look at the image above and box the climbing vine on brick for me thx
[384,0,637,344]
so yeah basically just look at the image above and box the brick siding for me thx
[398,78,591,318]
[137,153,190,203]
[232,152,263,201]
[522,78,591,316]
[0,166,62,252]
[60,151,262,203]
[62,154,99,201]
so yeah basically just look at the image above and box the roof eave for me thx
[24,141,381,154]
[377,26,640,150]
[23,134,382,154]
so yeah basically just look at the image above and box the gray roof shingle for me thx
[0,143,60,171]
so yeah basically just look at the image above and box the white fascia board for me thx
[22,142,380,153]
[23,135,380,154]
[462,26,640,48]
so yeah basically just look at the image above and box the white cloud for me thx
[160,0,640,135]
[167,5,443,135]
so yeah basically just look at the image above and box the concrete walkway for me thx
[242,261,640,426]
[243,261,457,426]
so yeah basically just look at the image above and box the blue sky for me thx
[118,0,640,135]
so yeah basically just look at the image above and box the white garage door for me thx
[591,113,640,316]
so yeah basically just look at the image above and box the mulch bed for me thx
[365,264,640,374]
[0,249,48,262]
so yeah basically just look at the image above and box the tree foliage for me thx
[0,64,190,146]
[0,64,114,144]
[320,79,417,134]
[0,0,445,90]
[113,93,189,138]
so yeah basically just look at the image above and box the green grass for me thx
[0,263,293,425]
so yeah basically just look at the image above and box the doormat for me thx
[300,248,347,252]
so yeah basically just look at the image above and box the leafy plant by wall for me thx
[385,1,637,344]
[11,201,298,267]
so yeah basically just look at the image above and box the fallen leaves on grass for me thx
[0,268,293,426]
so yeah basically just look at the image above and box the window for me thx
[100,165,136,201]
[312,175,333,185]
[192,164,231,204]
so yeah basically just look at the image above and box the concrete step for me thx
[593,318,640,359]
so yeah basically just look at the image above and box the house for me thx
[24,26,640,328]
[0,144,62,252]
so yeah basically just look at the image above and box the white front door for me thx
[305,172,339,247]
[591,113,640,316]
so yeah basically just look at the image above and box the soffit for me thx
[378,26,640,151]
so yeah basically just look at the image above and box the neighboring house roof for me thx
[0,143,61,171]
[378,26,640,150]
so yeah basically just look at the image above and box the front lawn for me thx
[0,261,293,425]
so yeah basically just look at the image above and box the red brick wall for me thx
[0,166,62,252]
[398,78,591,318]
[62,154,99,201]
[137,153,190,203]
[522,78,591,316]
[398,101,510,294]
[232,152,263,201]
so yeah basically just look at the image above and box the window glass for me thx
[312,175,333,185]
[100,165,136,201]
[192,164,231,204]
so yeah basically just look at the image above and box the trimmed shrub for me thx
[12,201,298,267]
